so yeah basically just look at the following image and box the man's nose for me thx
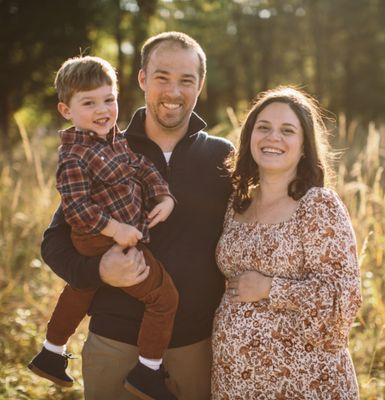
[164,82,181,97]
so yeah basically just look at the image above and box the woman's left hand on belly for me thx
[227,271,273,303]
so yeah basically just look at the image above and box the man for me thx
[41,31,233,400]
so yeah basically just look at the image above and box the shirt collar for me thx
[59,125,120,145]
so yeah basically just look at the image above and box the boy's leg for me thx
[28,285,96,386]
[47,285,96,345]
[43,232,114,345]
[71,231,115,257]
[59,233,179,397]
[28,233,109,386]
[72,235,179,359]
[118,244,178,398]
[124,243,179,360]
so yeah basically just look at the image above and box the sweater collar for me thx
[124,107,207,141]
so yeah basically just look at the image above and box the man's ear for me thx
[138,69,146,91]
[57,102,72,120]
[197,77,205,95]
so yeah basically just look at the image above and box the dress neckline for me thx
[230,187,314,228]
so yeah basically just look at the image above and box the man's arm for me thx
[41,205,103,289]
[41,206,150,289]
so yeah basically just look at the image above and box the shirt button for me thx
[125,144,127,148]
[101,156,105,160]
[90,132,94,137]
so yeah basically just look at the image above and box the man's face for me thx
[138,42,203,133]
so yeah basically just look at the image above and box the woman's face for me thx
[250,102,304,178]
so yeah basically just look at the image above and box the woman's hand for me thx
[227,271,273,303]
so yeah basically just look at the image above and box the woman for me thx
[211,86,362,399]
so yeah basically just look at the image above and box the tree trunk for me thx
[120,0,158,122]
[308,0,325,101]
[201,81,220,128]
[0,93,11,161]
[115,0,125,115]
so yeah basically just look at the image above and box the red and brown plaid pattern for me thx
[56,126,172,241]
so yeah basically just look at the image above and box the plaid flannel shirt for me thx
[56,126,172,242]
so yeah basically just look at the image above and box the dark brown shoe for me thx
[28,347,74,387]
[124,362,176,400]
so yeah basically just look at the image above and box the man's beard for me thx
[154,105,188,130]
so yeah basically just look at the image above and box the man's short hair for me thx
[55,56,117,104]
[141,31,206,84]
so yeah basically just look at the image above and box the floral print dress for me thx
[211,187,362,399]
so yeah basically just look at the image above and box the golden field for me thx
[0,117,384,399]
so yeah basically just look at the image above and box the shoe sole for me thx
[28,363,73,387]
[124,380,155,400]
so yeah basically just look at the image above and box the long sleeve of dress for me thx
[268,188,362,351]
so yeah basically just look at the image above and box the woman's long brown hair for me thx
[227,86,334,213]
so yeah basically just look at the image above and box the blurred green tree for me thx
[1,0,384,154]
[155,0,385,128]
[0,0,101,153]
[90,0,158,124]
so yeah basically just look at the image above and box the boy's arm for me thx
[57,156,111,234]
[41,205,104,289]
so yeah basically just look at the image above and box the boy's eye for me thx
[181,79,194,85]
[83,101,93,106]
[106,98,115,103]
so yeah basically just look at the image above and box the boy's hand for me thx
[113,223,143,247]
[148,196,175,228]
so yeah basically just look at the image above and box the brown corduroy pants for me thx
[46,232,179,359]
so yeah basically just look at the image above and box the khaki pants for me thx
[82,332,212,400]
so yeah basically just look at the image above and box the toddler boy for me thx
[28,56,178,400]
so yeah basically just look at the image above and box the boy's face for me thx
[58,85,118,138]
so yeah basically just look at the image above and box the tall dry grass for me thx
[0,116,384,399]
[0,118,85,399]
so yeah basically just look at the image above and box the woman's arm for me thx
[268,188,362,350]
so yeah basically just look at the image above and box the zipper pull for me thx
[166,164,171,180]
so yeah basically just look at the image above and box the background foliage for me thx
[0,0,384,399]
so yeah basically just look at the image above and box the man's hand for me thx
[227,271,272,303]
[148,196,175,228]
[99,245,149,287]
[113,223,143,247]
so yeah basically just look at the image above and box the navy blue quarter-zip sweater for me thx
[41,108,234,347]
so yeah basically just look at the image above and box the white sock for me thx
[139,355,162,371]
[43,339,66,355]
